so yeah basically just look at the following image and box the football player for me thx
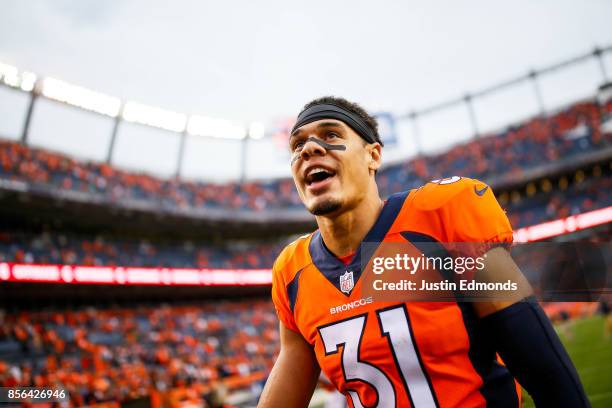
[258,96,589,407]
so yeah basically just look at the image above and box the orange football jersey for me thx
[272,177,519,408]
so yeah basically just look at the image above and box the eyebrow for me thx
[289,121,345,140]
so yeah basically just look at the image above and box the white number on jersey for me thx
[318,305,437,408]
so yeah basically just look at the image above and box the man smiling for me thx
[258,96,588,408]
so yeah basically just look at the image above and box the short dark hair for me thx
[299,96,383,146]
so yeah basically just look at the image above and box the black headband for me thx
[291,103,381,146]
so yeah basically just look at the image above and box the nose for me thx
[300,137,327,161]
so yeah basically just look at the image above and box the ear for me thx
[367,143,382,173]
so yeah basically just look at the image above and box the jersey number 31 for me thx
[318,304,438,408]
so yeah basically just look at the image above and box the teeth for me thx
[307,167,329,177]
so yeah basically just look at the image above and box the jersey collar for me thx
[309,191,409,296]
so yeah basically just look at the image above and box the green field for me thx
[522,316,612,407]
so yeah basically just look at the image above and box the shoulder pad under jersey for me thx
[274,232,314,273]
[411,176,490,211]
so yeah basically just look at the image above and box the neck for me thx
[316,188,384,258]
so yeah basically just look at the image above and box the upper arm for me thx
[258,322,320,408]
[263,244,320,407]
[471,246,533,318]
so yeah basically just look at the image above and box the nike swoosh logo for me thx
[474,185,489,196]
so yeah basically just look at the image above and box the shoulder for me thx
[402,176,512,243]
[273,233,314,282]
[409,176,491,211]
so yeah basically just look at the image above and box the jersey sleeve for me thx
[443,179,514,245]
[410,177,514,246]
[271,257,300,333]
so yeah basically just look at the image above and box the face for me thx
[289,119,381,216]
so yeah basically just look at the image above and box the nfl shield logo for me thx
[340,271,354,294]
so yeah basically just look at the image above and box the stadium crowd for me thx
[0,99,610,407]
[505,173,611,228]
[0,100,610,212]
[0,174,609,269]
[0,231,281,269]
[0,301,277,407]
[0,98,610,269]
[0,299,605,407]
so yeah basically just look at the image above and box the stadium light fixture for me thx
[187,115,247,139]
[41,77,121,117]
[20,71,37,92]
[249,121,265,139]
[122,101,187,133]
[0,62,37,92]
[0,63,19,87]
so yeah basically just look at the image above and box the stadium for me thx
[1,3,611,408]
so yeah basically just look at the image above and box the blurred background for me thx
[0,0,611,407]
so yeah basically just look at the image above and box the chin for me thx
[308,198,343,216]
